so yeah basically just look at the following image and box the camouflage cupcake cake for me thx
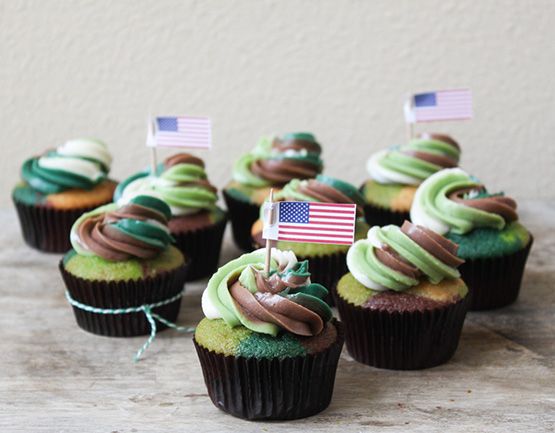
[223,133,323,251]
[194,248,344,420]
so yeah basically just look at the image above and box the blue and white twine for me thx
[65,289,195,362]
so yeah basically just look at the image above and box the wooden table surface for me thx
[1,202,553,433]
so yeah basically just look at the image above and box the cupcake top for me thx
[232,133,323,187]
[411,168,519,235]
[114,153,218,216]
[366,133,460,186]
[275,174,366,216]
[201,248,332,337]
[347,221,464,292]
[70,195,174,261]
[21,138,112,194]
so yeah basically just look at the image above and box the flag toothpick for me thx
[264,189,275,277]
[147,116,158,177]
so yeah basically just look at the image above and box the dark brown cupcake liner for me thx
[335,292,469,370]
[222,189,260,252]
[362,202,410,228]
[194,320,345,421]
[172,213,228,281]
[59,261,188,337]
[461,236,533,311]
[13,197,107,253]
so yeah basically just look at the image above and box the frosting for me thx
[21,138,112,194]
[70,195,173,261]
[366,134,460,185]
[201,248,332,337]
[346,221,464,291]
[114,153,218,216]
[275,174,365,216]
[411,168,518,235]
[232,133,323,187]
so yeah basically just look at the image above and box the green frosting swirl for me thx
[202,250,332,337]
[232,133,323,187]
[114,161,218,216]
[411,168,514,235]
[21,139,111,194]
[367,136,460,185]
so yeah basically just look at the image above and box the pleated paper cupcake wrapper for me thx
[13,197,105,253]
[172,214,228,281]
[59,262,188,337]
[362,202,410,228]
[222,189,260,252]
[461,236,533,311]
[335,294,469,370]
[194,321,345,421]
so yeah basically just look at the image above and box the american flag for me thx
[405,89,473,123]
[150,116,212,148]
[263,201,357,245]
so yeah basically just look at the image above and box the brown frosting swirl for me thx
[164,153,204,168]
[417,133,460,150]
[297,179,364,216]
[78,203,169,261]
[449,187,518,223]
[251,159,321,185]
[229,266,324,336]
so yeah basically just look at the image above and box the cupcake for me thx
[60,195,188,337]
[361,133,461,227]
[250,174,369,296]
[12,138,116,252]
[411,168,533,310]
[114,153,227,281]
[223,132,323,251]
[335,221,469,370]
[194,248,344,420]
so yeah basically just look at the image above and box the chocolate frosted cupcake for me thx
[411,168,532,310]
[361,133,460,227]
[114,153,227,280]
[335,221,469,370]
[60,195,188,337]
[251,174,369,298]
[12,138,117,252]
[195,248,344,420]
[223,133,323,251]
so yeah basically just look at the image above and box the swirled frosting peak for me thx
[201,248,332,337]
[114,153,218,216]
[70,195,173,261]
[411,168,518,235]
[347,221,464,291]
[366,133,460,185]
[21,138,112,194]
[232,133,323,187]
[276,174,366,216]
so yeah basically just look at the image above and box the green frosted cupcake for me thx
[411,168,532,310]
[12,138,117,252]
[335,221,469,370]
[194,248,344,420]
[250,174,369,296]
[361,133,461,227]
[114,153,227,280]
[60,195,188,337]
[223,132,324,251]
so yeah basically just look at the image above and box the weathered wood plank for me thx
[0,201,553,432]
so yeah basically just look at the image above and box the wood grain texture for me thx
[0,201,553,432]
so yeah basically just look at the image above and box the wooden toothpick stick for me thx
[264,189,275,277]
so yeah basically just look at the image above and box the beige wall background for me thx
[1,0,555,208]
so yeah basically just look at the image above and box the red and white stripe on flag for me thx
[151,116,212,149]
[263,201,357,246]
[405,89,473,123]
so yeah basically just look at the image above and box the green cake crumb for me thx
[237,332,306,359]
[63,245,184,281]
[447,221,531,259]
[195,318,252,356]
[336,273,374,306]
